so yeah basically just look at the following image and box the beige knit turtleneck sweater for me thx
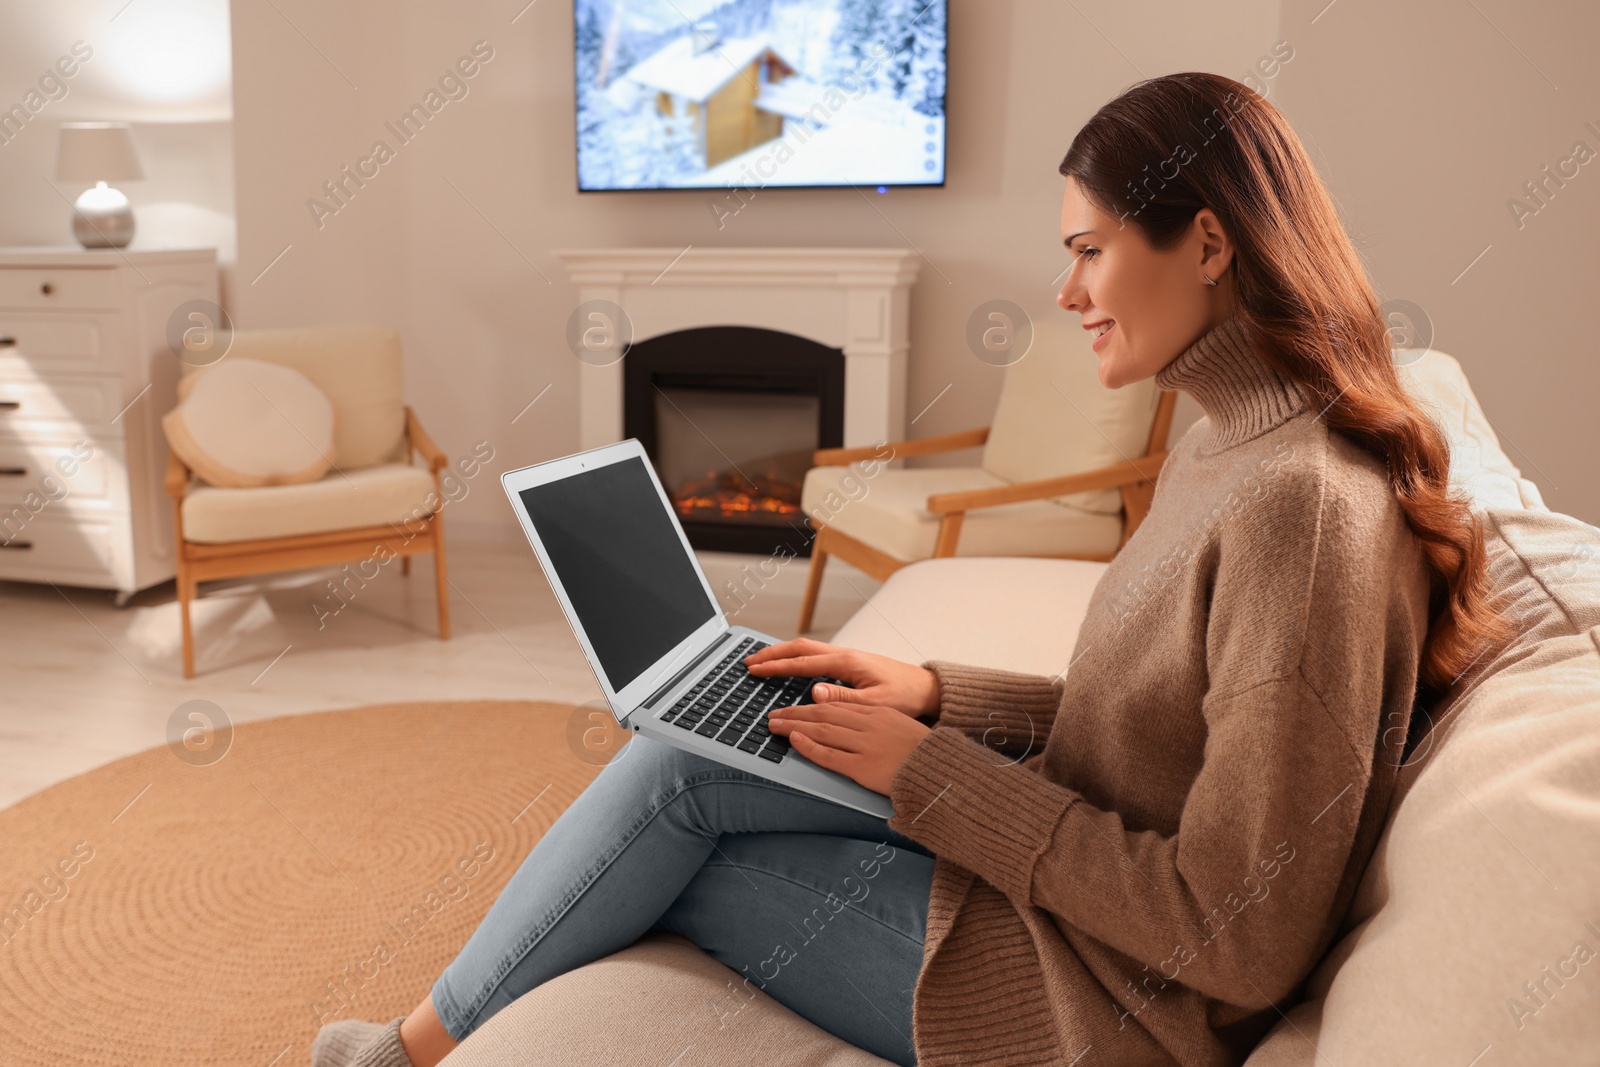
[885,315,1432,1066]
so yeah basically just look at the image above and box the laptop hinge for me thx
[641,632,733,712]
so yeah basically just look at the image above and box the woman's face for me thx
[1056,176,1235,389]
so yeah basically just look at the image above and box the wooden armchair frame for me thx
[796,390,1178,632]
[167,406,451,678]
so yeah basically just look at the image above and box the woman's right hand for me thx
[745,639,941,720]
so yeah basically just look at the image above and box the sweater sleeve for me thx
[886,452,1425,1009]
[920,660,1063,761]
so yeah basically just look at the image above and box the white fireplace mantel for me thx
[555,247,921,451]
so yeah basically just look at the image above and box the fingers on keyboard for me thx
[660,639,828,765]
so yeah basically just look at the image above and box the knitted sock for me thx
[310,1017,413,1067]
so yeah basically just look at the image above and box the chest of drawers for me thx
[0,248,219,601]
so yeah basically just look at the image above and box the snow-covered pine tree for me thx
[906,0,945,116]
[713,0,776,40]
[828,0,891,90]
[576,1,614,187]
[880,0,918,99]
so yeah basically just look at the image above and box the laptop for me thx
[501,439,896,819]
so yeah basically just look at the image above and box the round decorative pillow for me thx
[162,359,337,487]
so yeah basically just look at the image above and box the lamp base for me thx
[72,182,135,249]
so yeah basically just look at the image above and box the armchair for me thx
[797,318,1177,631]
[165,325,451,677]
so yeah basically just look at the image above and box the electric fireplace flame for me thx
[672,465,803,525]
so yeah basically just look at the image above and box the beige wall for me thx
[0,1,235,261]
[228,0,1282,543]
[1272,0,1599,524]
[226,0,1596,543]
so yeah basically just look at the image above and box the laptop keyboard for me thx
[660,637,842,765]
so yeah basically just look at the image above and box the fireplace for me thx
[554,247,920,453]
[624,326,845,556]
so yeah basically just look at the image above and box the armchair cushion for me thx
[163,358,335,488]
[180,462,437,544]
[980,317,1160,515]
[190,324,408,471]
[801,464,1123,563]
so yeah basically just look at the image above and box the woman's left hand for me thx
[767,701,932,797]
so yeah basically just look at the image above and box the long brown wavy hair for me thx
[1059,72,1511,693]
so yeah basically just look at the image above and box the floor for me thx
[0,540,881,810]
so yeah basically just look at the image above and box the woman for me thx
[314,72,1507,1067]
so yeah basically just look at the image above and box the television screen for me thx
[575,0,947,193]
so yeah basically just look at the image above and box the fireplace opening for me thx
[624,326,845,556]
[654,387,813,525]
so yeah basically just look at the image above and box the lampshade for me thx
[55,122,144,183]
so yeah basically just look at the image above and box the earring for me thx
[1202,273,1218,286]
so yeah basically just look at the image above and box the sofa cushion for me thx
[980,316,1161,514]
[1244,507,1600,1066]
[180,462,437,544]
[802,465,1124,563]
[163,358,335,487]
[439,932,894,1067]
[186,324,408,471]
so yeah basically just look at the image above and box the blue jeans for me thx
[431,735,935,1066]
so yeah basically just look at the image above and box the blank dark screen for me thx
[518,456,716,691]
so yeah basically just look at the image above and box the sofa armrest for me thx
[830,557,1107,678]
[437,932,894,1067]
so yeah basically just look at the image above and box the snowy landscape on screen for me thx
[576,0,947,191]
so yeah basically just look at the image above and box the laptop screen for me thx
[517,455,718,691]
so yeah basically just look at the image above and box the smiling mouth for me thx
[1091,320,1116,349]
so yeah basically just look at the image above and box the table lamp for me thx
[55,122,144,249]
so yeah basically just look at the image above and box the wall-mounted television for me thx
[576,0,948,192]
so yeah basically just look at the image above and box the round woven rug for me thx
[0,700,625,1067]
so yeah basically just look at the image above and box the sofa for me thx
[442,349,1600,1066]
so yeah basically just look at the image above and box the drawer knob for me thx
[0,540,33,550]
[0,337,14,348]
[40,282,54,296]
[0,467,25,477]
[0,400,18,411]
